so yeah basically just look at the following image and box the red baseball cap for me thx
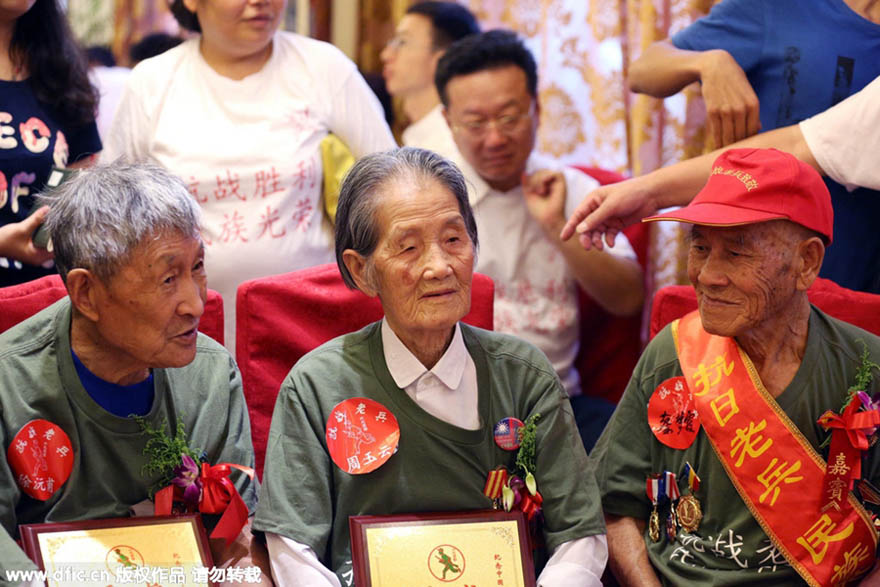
[644,148,833,244]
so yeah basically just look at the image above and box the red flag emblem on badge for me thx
[326,398,400,475]
[648,376,700,449]
[7,419,74,500]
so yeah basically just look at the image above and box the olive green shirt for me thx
[0,299,257,580]
[593,307,880,585]
[254,321,604,582]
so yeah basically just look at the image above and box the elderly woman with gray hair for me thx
[0,163,264,579]
[254,148,608,586]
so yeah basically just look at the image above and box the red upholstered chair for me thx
[649,277,880,339]
[570,166,649,404]
[236,263,495,477]
[0,274,226,344]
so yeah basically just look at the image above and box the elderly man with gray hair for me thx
[0,163,266,582]
[254,147,607,586]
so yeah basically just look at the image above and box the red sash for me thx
[673,311,877,586]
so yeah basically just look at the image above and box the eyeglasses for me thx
[450,104,535,139]
[384,36,407,51]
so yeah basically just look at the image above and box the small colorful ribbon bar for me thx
[155,457,255,546]
[483,467,509,501]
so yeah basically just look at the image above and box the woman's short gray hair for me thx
[39,162,201,283]
[335,147,478,290]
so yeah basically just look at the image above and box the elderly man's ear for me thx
[65,268,104,322]
[342,250,379,297]
[794,236,825,292]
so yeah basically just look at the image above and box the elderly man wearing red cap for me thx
[592,148,880,586]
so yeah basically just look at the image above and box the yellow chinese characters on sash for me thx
[673,311,877,586]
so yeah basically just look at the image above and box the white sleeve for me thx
[536,535,608,586]
[799,76,880,192]
[100,71,153,165]
[327,68,397,157]
[265,532,342,587]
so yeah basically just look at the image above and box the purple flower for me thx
[171,453,202,507]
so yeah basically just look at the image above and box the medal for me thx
[664,471,680,542]
[646,475,662,542]
[676,462,703,533]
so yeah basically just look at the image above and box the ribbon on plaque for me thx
[155,462,255,546]
[673,311,878,586]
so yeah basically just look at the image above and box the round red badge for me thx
[493,417,524,451]
[326,398,400,475]
[7,419,74,500]
[647,376,700,449]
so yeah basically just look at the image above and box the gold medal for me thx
[649,506,661,542]
[676,493,703,533]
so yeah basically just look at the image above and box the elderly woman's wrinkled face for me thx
[687,221,801,338]
[92,230,207,371]
[368,177,474,341]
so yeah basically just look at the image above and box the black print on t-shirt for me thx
[831,56,855,107]
[775,46,801,127]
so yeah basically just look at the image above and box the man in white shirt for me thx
[436,30,645,398]
[380,1,479,155]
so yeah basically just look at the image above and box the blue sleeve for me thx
[65,120,102,162]
[670,0,767,74]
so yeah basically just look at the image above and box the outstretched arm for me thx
[629,40,760,147]
[560,124,815,250]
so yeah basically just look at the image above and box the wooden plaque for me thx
[350,510,535,587]
[19,514,214,586]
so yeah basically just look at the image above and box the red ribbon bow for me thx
[155,462,255,546]
[819,400,880,452]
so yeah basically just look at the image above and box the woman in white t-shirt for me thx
[103,0,396,353]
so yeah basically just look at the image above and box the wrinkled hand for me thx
[523,169,566,235]
[700,49,761,147]
[0,206,54,265]
[560,176,660,251]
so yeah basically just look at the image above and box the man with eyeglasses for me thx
[436,29,644,405]
[380,2,479,156]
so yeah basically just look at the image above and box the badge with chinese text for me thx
[648,376,700,449]
[493,417,524,451]
[326,398,399,475]
[7,419,74,500]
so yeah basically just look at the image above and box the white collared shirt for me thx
[447,151,637,397]
[266,320,607,586]
[381,319,480,430]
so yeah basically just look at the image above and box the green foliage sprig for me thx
[515,413,541,476]
[134,415,201,496]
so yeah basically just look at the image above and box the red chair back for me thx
[0,274,225,344]
[570,166,649,403]
[236,263,495,477]
[649,278,880,339]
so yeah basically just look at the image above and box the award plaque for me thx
[350,510,535,587]
[19,514,214,587]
